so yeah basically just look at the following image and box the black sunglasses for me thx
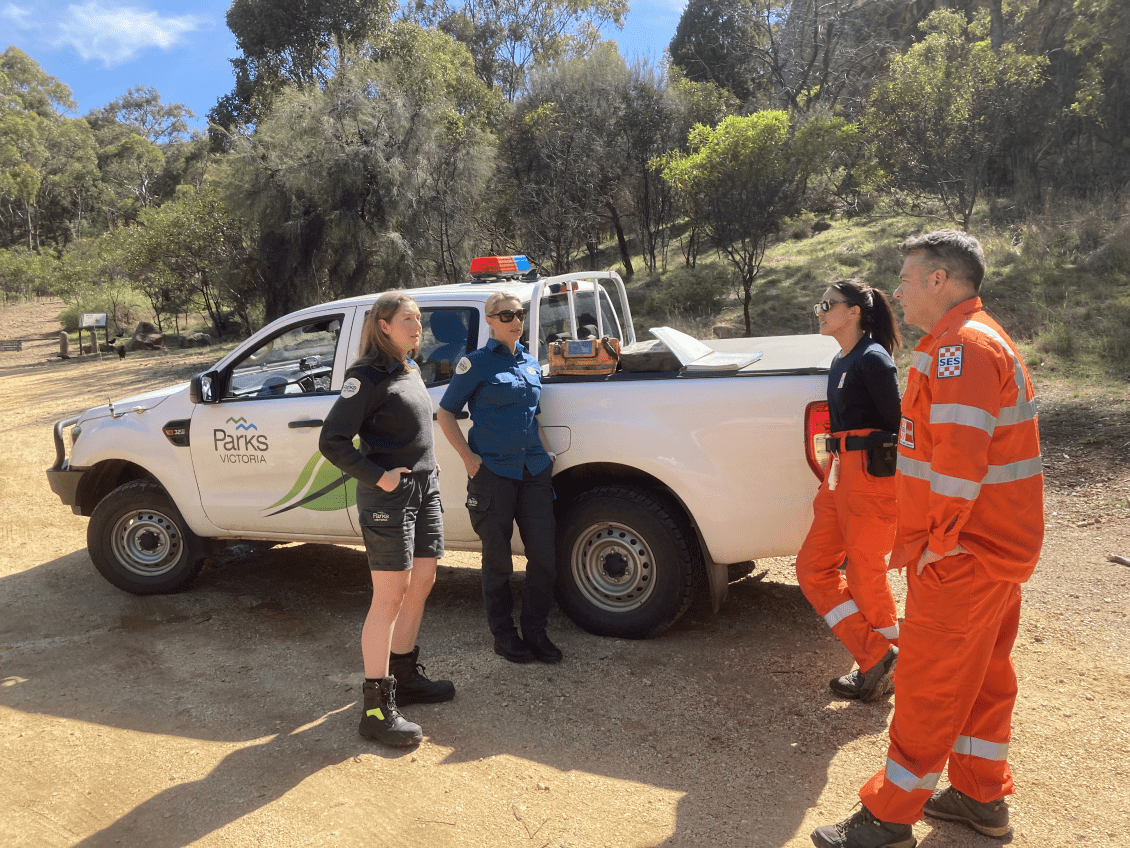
[489,309,526,323]
[813,299,851,315]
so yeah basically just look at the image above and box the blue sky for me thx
[3,0,683,132]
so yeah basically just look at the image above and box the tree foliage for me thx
[417,0,627,102]
[210,0,394,137]
[659,110,854,334]
[668,0,766,104]
[224,27,499,320]
[862,9,1047,228]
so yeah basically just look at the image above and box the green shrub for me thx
[646,266,732,319]
[58,291,147,335]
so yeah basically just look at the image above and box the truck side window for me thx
[418,308,476,386]
[225,315,344,399]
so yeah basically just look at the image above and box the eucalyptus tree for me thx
[659,110,854,335]
[87,86,194,145]
[209,0,393,139]
[223,25,499,320]
[417,0,627,102]
[0,48,99,249]
[1065,0,1130,188]
[668,0,766,104]
[861,9,1046,228]
[502,44,633,274]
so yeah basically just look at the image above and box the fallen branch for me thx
[1106,554,1130,568]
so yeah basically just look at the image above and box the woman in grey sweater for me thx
[320,291,452,747]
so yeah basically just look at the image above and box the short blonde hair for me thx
[485,291,521,315]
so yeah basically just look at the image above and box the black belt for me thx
[824,433,895,453]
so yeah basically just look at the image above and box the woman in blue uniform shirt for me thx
[437,292,562,664]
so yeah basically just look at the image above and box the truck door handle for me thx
[433,411,468,420]
[288,419,324,428]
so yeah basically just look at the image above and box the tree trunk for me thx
[989,0,1003,51]
[606,201,634,277]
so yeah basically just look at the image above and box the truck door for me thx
[415,305,481,546]
[189,310,357,538]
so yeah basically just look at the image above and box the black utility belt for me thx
[824,432,898,477]
[823,435,871,453]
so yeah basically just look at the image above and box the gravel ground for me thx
[0,299,1127,847]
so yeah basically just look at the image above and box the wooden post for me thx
[59,331,69,358]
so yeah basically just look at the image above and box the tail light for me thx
[804,400,832,480]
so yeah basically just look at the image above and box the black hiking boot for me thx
[923,786,1011,838]
[493,630,536,663]
[830,646,898,702]
[811,804,916,848]
[359,676,422,747]
[389,646,455,705]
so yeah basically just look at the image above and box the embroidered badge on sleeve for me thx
[455,356,472,375]
[340,377,361,398]
[899,417,915,449]
[937,345,963,378]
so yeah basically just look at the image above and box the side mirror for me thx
[190,371,221,404]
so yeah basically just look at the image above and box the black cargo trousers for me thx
[465,464,556,638]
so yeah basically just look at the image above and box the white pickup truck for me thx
[47,257,839,638]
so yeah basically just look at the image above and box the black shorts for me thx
[356,469,444,571]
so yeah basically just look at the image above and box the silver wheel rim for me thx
[568,520,656,613]
[110,509,184,577]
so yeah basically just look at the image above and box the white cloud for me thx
[1,3,35,28]
[55,2,205,66]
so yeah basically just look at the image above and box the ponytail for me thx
[830,278,902,356]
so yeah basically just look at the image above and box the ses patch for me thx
[455,356,472,375]
[899,417,915,450]
[937,345,963,378]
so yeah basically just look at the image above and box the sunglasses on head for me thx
[813,299,850,315]
[490,309,526,323]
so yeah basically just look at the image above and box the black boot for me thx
[388,646,455,705]
[359,676,422,747]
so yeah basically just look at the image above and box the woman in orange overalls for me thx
[795,278,903,702]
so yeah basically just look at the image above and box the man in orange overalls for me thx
[811,230,1044,848]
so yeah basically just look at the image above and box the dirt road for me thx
[1,300,1127,847]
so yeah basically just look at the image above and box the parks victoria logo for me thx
[214,417,269,464]
[262,440,361,517]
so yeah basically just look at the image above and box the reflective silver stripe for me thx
[963,320,1036,427]
[931,403,996,434]
[825,599,859,629]
[884,757,942,793]
[997,396,1038,426]
[899,457,982,500]
[877,623,900,639]
[953,735,1010,761]
[912,352,932,376]
[983,455,1043,484]
[898,455,1041,496]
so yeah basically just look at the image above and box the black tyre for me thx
[87,480,206,594]
[555,485,701,639]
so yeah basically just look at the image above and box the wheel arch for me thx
[76,460,157,517]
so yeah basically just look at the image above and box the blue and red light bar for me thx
[469,255,531,276]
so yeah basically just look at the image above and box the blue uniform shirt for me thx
[439,338,551,480]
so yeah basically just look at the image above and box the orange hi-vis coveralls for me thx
[796,337,901,673]
[860,298,1043,825]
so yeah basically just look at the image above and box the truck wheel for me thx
[87,480,206,595]
[555,485,701,639]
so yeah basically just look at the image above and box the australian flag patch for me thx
[937,345,963,378]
